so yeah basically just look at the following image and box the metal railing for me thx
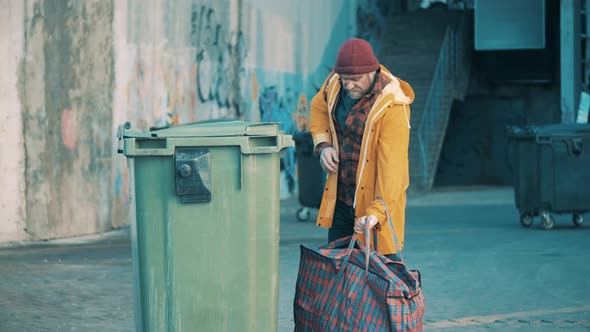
[415,14,471,191]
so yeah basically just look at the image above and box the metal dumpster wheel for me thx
[540,210,554,230]
[573,213,584,227]
[296,207,310,222]
[520,214,534,228]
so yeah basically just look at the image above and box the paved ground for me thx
[1,187,589,331]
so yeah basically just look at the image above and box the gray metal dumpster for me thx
[507,123,590,229]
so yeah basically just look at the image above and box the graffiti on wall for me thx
[125,4,248,130]
[293,94,310,132]
[127,58,183,129]
[190,4,248,116]
[257,80,310,197]
[259,85,296,195]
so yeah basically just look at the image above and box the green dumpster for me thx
[117,121,294,332]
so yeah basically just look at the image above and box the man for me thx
[309,37,414,259]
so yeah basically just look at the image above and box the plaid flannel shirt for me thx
[315,71,387,207]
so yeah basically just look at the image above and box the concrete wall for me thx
[0,0,385,243]
[18,0,115,240]
[1,0,115,242]
[0,1,27,242]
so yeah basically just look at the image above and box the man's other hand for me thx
[319,147,339,173]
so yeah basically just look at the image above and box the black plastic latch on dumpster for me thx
[174,148,212,203]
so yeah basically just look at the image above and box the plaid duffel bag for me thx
[293,199,424,331]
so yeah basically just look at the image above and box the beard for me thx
[345,88,366,100]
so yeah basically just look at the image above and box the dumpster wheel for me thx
[573,213,584,227]
[296,207,310,222]
[520,214,534,228]
[540,210,554,230]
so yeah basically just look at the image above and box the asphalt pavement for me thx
[1,186,589,332]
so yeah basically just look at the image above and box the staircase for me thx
[378,10,473,192]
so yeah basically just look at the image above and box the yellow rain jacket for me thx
[309,65,414,255]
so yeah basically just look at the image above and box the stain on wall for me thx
[60,109,79,150]
[21,0,115,239]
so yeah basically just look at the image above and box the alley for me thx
[0,188,588,332]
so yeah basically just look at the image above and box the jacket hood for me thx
[380,65,414,105]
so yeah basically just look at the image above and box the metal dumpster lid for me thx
[120,120,281,138]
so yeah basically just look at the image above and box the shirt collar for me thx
[368,68,383,96]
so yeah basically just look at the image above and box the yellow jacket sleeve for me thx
[309,74,334,148]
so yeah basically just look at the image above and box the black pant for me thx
[328,200,356,243]
[328,200,400,261]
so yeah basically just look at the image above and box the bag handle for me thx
[340,234,373,277]
[365,225,371,274]
[341,197,404,275]
[341,235,357,269]
[376,196,404,261]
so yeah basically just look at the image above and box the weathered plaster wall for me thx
[1,0,384,243]
[0,1,27,242]
[19,0,115,240]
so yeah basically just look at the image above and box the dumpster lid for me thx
[121,121,281,138]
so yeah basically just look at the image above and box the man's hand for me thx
[354,215,378,234]
[319,147,339,173]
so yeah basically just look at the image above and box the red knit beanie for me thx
[333,38,379,75]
